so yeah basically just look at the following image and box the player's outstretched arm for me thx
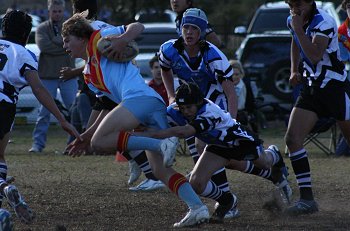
[133,124,196,139]
[25,70,82,141]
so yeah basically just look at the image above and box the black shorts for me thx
[205,138,264,161]
[0,101,16,139]
[92,96,118,111]
[295,79,350,121]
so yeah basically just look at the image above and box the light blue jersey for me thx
[83,26,163,104]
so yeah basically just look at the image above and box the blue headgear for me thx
[181,8,208,39]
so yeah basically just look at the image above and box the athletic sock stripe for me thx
[168,173,187,196]
[117,131,130,152]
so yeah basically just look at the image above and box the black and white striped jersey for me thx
[167,99,255,147]
[287,8,346,87]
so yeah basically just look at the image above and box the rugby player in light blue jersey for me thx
[62,13,211,228]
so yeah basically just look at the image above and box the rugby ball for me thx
[96,38,139,62]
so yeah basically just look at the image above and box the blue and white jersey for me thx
[167,99,255,146]
[159,38,233,110]
[287,8,346,87]
[0,39,38,104]
[83,26,163,104]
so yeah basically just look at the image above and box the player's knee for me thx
[253,156,270,169]
[258,159,270,169]
[91,136,103,151]
[284,132,300,149]
[189,174,205,194]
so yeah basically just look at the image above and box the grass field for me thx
[4,121,350,230]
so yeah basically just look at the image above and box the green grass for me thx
[4,121,349,230]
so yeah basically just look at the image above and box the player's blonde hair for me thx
[62,12,94,39]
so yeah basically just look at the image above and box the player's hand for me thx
[65,134,91,157]
[290,9,305,31]
[66,131,93,157]
[59,67,75,81]
[102,36,128,60]
[168,96,176,105]
[59,120,82,142]
[289,72,302,87]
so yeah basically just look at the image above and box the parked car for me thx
[135,9,177,24]
[135,22,178,53]
[134,52,154,81]
[234,1,340,35]
[234,1,340,105]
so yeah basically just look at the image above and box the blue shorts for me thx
[120,96,169,129]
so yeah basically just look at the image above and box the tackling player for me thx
[133,82,288,222]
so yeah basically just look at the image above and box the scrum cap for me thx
[175,82,204,105]
[181,8,208,38]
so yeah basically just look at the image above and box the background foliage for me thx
[0,0,343,55]
[1,0,342,35]
[99,0,343,32]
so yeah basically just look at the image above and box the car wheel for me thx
[265,60,293,102]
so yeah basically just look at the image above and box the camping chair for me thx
[303,117,338,155]
[285,84,338,156]
[284,116,338,156]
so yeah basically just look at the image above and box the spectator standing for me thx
[336,0,350,157]
[229,60,246,112]
[67,75,96,142]
[338,0,350,64]
[147,54,169,106]
[29,0,78,153]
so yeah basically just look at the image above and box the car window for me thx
[137,13,173,23]
[240,37,291,63]
[249,9,289,33]
[136,27,178,53]
[246,2,340,34]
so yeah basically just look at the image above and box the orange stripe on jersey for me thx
[84,30,111,93]
[168,173,188,196]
